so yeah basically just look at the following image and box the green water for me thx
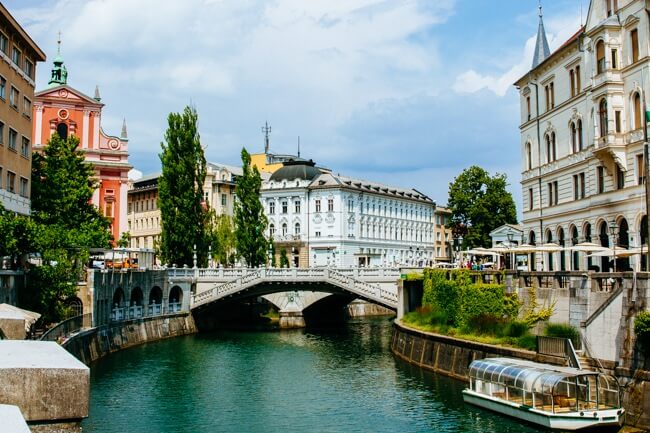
[81,318,544,433]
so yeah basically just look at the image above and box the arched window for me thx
[577,119,583,150]
[546,230,554,271]
[571,226,580,270]
[525,142,532,170]
[571,122,577,153]
[282,223,287,236]
[641,215,648,271]
[599,99,608,137]
[551,132,557,161]
[269,224,275,238]
[633,92,642,130]
[294,222,300,236]
[545,134,552,163]
[558,228,566,271]
[596,40,606,74]
[56,123,68,140]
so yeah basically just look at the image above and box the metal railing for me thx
[40,313,92,342]
[537,335,583,368]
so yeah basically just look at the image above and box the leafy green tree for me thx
[206,210,236,266]
[158,106,208,267]
[279,248,289,268]
[26,132,112,322]
[447,165,517,249]
[0,205,36,269]
[234,148,269,267]
[116,232,131,248]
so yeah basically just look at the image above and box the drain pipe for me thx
[529,76,543,270]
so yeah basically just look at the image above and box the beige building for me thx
[127,162,242,253]
[516,0,650,272]
[433,206,453,263]
[0,4,46,215]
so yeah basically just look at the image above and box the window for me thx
[528,188,534,210]
[328,198,334,212]
[269,201,275,214]
[19,177,27,197]
[611,49,617,69]
[575,66,581,93]
[281,201,287,214]
[571,122,577,153]
[295,201,301,213]
[23,59,33,78]
[23,97,30,117]
[577,119,583,150]
[544,82,555,111]
[315,231,321,237]
[545,133,556,163]
[615,110,621,133]
[526,96,531,121]
[0,77,5,100]
[633,92,642,130]
[20,137,29,157]
[281,223,287,236]
[11,47,20,66]
[525,142,532,169]
[9,86,18,109]
[7,171,17,193]
[631,29,639,63]
[0,121,4,145]
[550,82,555,108]
[547,181,558,206]
[573,173,586,199]
[607,0,613,16]
[616,165,625,190]
[580,173,585,199]
[569,69,575,97]
[597,166,605,193]
[599,98,608,137]
[0,33,7,53]
[56,123,68,140]
[269,224,275,237]
[104,201,113,218]
[315,199,321,212]
[596,40,606,74]
[638,154,645,185]
[8,129,17,151]
[294,223,300,236]
[221,193,226,207]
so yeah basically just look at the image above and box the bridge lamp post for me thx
[507,233,514,270]
[609,221,618,273]
[454,235,463,267]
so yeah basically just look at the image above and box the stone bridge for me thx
[168,267,400,327]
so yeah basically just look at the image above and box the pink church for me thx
[32,48,131,244]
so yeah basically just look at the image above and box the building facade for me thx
[433,206,453,263]
[0,5,46,215]
[127,162,241,255]
[516,0,650,271]
[262,160,436,268]
[32,51,131,242]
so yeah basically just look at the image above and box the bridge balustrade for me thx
[128,305,143,319]
[148,303,162,316]
[111,307,125,321]
[168,302,182,313]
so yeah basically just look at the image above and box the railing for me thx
[192,267,401,281]
[111,302,183,322]
[40,313,92,342]
[537,335,583,368]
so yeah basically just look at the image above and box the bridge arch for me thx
[113,287,125,308]
[130,287,144,306]
[149,286,163,305]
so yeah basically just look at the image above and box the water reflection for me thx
[82,318,544,433]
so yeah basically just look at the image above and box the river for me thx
[81,317,544,433]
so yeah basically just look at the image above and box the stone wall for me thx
[347,300,394,318]
[64,313,197,365]
[391,320,650,430]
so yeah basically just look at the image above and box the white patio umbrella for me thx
[535,242,564,252]
[568,242,608,253]
[588,247,641,258]
[512,243,542,253]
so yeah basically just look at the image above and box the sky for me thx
[6,0,585,215]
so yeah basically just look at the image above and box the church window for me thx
[596,40,605,74]
[631,29,639,63]
[57,123,68,140]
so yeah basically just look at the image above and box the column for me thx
[82,110,90,149]
[34,106,43,144]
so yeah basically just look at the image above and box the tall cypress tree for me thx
[234,148,269,267]
[158,106,208,267]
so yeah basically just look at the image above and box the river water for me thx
[81,318,544,433]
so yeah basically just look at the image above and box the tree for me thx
[206,210,236,266]
[234,148,269,267]
[158,106,208,267]
[279,248,289,268]
[448,165,517,249]
[26,132,112,322]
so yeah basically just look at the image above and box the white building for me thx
[516,0,649,272]
[262,160,435,268]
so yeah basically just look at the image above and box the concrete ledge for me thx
[0,341,89,422]
[0,404,31,433]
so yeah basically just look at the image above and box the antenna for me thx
[261,121,271,154]
[297,136,301,158]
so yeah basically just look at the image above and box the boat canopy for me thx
[468,357,621,412]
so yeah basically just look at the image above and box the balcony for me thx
[592,132,626,174]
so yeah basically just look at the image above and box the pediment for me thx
[35,85,103,107]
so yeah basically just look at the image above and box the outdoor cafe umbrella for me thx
[588,247,641,258]
[568,242,608,253]
[534,242,563,252]
[512,243,541,253]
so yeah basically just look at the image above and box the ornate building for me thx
[262,159,435,268]
[516,0,650,271]
[433,206,453,263]
[0,4,46,215]
[32,45,131,243]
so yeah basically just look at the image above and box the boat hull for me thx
[462,390,624,431]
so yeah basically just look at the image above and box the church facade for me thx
[516,0,650,271]
[32,48,131,243]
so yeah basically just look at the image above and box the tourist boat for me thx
[462,357,624,431]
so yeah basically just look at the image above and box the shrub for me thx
[464,313,505,336]
[545,323,580,346]
[500,321,529,338]
[516,334,538,351]
[458,284,506,327]
[634,311,650,352]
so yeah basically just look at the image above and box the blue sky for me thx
[6,0,584,215]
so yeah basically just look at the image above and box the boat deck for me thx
[492,393,614,413]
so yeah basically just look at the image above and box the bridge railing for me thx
[187,267,402,281]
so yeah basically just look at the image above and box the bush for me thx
[545,323,580,346]
[634,311,650,352]
[464,313,505,336]
[501,321,529,338]
[403,306,449,329]
[516,334,538,351]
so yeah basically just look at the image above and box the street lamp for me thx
[609,221,618,272]
[268,244,273,268]
[454,235,463,267]
[507,233,514,270]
